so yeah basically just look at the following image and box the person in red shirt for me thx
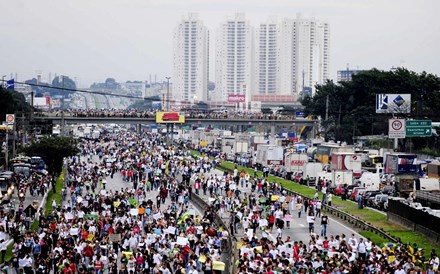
[182,245,190,265]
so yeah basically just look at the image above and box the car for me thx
[363,190,382,207]
[382,185,395,196]
[373,194,389,210]
[350,187,365,201]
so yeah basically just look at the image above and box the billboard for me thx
[385,154,417,174]
[376,94,411,113]
[155,112,185,124]
[228,94,245,103]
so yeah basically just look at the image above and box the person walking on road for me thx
[321,214,329,237]
[296,198,303,218]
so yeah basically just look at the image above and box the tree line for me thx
[302,68,440,151]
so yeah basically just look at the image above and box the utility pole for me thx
[166,77,171,111]
[61,76,65,137]
[325,95,329,121]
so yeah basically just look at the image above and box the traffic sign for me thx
[405,120,432,137]
[5,114,15,125]
[389,119,406,138]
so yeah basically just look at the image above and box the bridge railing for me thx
[33,111,307,121]
[191,193,235,274]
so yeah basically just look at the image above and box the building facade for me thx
[255,18,279,95]
[279,15,330,98]
[213,13,253,105]
[173,13,209,104]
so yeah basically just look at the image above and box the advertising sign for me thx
[6,114,15,125]
[376,94,411,113]
[155,112,185,124]
[228,94,246,103]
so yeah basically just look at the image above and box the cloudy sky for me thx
[1,0,439,87]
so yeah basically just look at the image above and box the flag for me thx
[128,198,139,208]
[6,79,14,90]
[177,211,191,225]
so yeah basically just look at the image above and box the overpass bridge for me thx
[33,114,319,136]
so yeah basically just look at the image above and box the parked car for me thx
[373,194,389,210]
[382,185,396,196]
[350,187,365,201]
[363,190,382,207]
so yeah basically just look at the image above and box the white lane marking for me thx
[299,224,305,227]
[327,215,361,237]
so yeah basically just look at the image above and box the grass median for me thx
[191,151,440,257]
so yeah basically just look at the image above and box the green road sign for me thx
[405,120,432,137]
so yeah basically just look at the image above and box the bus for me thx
[0,171,15,195]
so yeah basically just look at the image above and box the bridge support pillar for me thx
[137,124,142,134]
[270,123,276,144]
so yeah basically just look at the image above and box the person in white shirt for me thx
[357,238,367,261]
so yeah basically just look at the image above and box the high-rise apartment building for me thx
[255,18,279,95]
[277,15,330,98]
[213,13,253,104]
[173,13,209,104]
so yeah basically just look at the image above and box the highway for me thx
[188,168,363,244]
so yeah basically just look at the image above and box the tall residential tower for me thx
[213,13,253,105]
[173,13,209,104]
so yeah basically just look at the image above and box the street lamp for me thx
[166,77,171,111]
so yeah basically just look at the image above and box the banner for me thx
[155,112,185,123]
[228,94,245,103]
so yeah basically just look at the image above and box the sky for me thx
[1,0,439,88]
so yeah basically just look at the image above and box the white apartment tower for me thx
[214,13,253,104]
[173,13,209,104]
[255,18,279,94]
[279,15,330,97]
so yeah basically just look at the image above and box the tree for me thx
[302,68,440,144]
[20,136,79,176]
[52,76,77,98]
[0,86,32,119]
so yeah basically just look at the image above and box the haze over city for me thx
[1,0,439,87]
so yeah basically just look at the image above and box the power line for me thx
[0,79,240,109]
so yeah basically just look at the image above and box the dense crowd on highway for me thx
[34,109,298,121]
[3,128,440,274]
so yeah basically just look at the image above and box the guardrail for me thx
[190,193,235,274]
[218,163,398,244]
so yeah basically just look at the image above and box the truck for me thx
[302,162,324,181]
[332,170,354,186]
[235,141,249,154]
[427,162,440,178]
[283,153,308,179]
[359,172,381,191]
[330,152,362,178]
[384,154,417,174]
[255,145,284,168]
[284,153,308,173]
[394,174,417,196]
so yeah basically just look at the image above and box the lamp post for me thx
[165,77,171,111]
[1,75,6,88]
[60,76,65,137]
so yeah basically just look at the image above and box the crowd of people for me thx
[6,133,230,274]
[35,109,297,121]
[2,127,440,274]
[191,160,440,273]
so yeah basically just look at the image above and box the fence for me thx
[388,198,440,242]
[191,193,235,274]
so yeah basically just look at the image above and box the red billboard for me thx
[228,94,245,103]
